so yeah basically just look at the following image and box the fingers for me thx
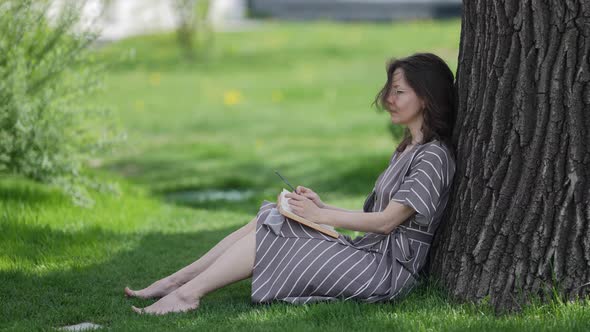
[288,199,304,208]
[296,186,317,198]
[286,197,307,207]
[285,192,306,201]
[296,185,312,194]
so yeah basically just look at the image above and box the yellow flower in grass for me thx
[224,90,243,106]
[149,72,161,86]
[271,90,284,103]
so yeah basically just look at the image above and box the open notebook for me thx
[277,189,340,239]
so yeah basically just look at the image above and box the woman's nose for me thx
[386,93,396,104]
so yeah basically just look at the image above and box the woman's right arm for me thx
[296,186,363,213]
[322,204,363,213]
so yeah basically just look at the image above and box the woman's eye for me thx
[389,89,405,97]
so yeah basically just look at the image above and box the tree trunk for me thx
[174,0,198,59]
[429,0,590,312]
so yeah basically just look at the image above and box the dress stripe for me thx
[296,246,350,298]
[252,238,313,298]
[283,242,340,297]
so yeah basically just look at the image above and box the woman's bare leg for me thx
[132,227,256,315]
[125,216,257,299]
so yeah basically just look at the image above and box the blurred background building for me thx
[249,0,462,21]
[50,0,462,41]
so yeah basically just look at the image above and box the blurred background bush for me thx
[0,0,124,206]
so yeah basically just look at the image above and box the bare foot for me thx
[125,278,181,299]
[131,291,199,315]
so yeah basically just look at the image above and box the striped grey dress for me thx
[251,140,456,304]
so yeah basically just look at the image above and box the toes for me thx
[131,306,144,314]
[132,306,162,316]
[124,287,136,297]
[131,306,145,315]
[131,298,199,316]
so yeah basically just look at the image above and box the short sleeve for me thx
[390,144,454,226]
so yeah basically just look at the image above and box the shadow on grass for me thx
[0,221,253,330]
[0,176,61,205]
[0,220,450,331]
[3,214,586,330]
[105,151,390,215]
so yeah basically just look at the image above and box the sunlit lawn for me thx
[2,20,589,331]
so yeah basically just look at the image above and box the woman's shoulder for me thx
[416,140,455,168]
[412,139,456,185]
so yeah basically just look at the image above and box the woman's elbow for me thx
[377,220,397,235]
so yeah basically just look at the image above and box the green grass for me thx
[2,20,589,331]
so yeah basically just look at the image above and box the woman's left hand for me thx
[285,192,325,223]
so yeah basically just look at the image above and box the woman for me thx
[125,52,457,315]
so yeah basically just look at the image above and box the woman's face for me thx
[385,68,425,126]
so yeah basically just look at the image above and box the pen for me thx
[274,170,297,193]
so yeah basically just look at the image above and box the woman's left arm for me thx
[286,192,416,234]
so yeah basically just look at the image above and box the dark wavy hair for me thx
[372,53,456,155]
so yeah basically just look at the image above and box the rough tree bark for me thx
[429,0,590,312]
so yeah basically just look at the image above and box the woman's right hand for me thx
[296,186,325,209]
